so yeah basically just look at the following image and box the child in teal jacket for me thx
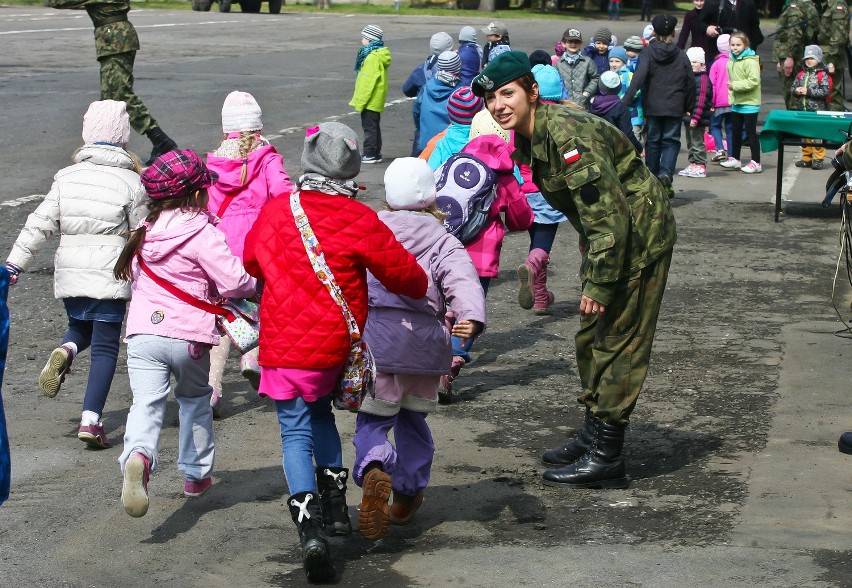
[350,25,392,163]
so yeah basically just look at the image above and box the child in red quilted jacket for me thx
[243,122,427,583]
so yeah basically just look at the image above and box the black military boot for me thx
[542,418,630,489]
[541,408,595,466]
[144,127,178,166]
[315,466,352,536]
[287,491,335,583]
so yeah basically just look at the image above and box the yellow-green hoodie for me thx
[350,48,392,114]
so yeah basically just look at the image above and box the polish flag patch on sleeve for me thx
[563,149,581,164]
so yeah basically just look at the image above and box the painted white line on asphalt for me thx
[780,160,800,202]
[1,195,43,208]
[266,98,414,141]
[0,19,260,34]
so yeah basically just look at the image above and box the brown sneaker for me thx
[358,468,391,540]
[388,490,424,526]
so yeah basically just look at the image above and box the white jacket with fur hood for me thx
[7,144,147,300]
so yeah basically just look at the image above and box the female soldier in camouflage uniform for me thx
[47,0,177,165]
[471,51,677,489]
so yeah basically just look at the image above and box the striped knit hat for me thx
[361,24,383,42]
[437,50,462,74]
[447,86,483,125]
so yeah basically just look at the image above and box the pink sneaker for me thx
[240,352,261,391]
[184,477,212,497]
[78,423,111,449]
[741,160,762,174]
[438,356,466,405]
[122,452,151,517]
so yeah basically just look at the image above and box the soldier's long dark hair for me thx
[113,189,209,282]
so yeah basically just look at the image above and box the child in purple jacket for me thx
[353,157,485,541]
[205,91,293,417]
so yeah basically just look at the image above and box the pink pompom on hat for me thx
[221,90,263,134]
[82,100,131,146]
[717,34,731,53]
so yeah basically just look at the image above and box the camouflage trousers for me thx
[828,69,845,112]
[99,51,158,136]
[575,249,672,427]
[778,68,796,111]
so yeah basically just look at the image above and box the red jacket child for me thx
[243,190,427,369]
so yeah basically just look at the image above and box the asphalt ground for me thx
[0,6,850,587]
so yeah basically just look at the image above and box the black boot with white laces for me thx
[287,491,335,583]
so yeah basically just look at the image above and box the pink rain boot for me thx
[520,248,554,314]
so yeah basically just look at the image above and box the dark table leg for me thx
[775,136,785,222]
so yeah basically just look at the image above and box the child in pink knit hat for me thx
[5,100,146,451]
[205,90,294,417]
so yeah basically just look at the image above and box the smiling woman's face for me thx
[484,79,538,138]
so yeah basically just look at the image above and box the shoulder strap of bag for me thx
[289,191,362,344]
[216,194,238,218]
[136,254,235,321]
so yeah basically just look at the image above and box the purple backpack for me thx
[434,153,497,244]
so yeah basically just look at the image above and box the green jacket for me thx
[349,47,391,114]
[771,0,819,63]
[728,51,762,108]
[819,0,849,69]
[511,104,676,305]
[47,0,138,58]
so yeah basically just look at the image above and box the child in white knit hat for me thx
[5,100,147,450]
[679,47,714,178]
[352,157,485,541]
[205,90,294,416]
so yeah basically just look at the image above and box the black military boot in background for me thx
[541,408,595,466]
[315,466,352,536]
[287,491,335,584]
[144,127,178,166]
[541,418,630,489]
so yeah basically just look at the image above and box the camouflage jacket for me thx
[47,0,139,58]
[772,0,820,63]
[511,104,676,305]
[819,0,850,69]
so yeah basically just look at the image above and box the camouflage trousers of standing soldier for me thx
[99,51,158,136]
[828,69,845,112]
[574,249,672,427]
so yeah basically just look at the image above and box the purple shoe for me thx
[122,452,151,517]
[184,477,212,497]
[78,423,111,449]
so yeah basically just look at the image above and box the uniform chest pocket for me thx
[540,162,601,192]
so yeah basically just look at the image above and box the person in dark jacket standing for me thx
[623,15,695,198]
[47,0,178,166]
[700,0,763,60]
[679,47,714,178]
[458,26,482,86]
[677,0,714,58]
[471,51,677,490]
[589,72,643,154]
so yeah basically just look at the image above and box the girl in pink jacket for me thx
[114,150,256,518]
[439,133,533,401]
[205,91,294,416]
[708,34,734,163]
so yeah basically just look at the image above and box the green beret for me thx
[471,50,532,97]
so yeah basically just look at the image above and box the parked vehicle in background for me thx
[191,0,282,13]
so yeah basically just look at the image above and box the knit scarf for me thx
[296,173,359,198]
[562,52,581,65]
[354,40,384,72]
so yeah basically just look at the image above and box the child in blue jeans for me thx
[243,123,427,583]
[353,158,485,541]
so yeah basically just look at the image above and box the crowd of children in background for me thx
[4,12,812,585]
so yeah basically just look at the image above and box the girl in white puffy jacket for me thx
[4,100,147,450]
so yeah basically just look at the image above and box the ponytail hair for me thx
[237,132,262,186]
[113,190,209,281]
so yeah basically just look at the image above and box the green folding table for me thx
[759,110,852,222]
